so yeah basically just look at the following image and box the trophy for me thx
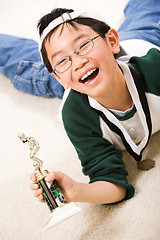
[18,133,81,231]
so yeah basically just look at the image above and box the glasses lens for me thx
[55,57,71,73]
[78,39,94,55]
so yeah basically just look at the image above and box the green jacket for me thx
[62,48,160,200]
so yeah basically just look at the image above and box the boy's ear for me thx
[51,73,69,89]
[106,29,120,54]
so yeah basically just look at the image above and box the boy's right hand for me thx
[30,172,45,202]
[30,170,127,205]
[30,171,78,203]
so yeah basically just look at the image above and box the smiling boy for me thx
[31,5,160,205]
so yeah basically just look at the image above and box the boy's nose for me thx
[72,56,89,72]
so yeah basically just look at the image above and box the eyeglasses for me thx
[52,35,99,74]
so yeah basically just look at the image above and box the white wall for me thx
[0,0,128,41]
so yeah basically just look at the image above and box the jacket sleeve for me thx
[62,90,135,200]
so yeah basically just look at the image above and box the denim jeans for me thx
[0,35,64,98]
[0,0,159,98]
[118,0,160,47]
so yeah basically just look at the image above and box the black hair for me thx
[37,8,111,73]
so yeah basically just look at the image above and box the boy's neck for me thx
[94,70,133,112]
[97,92,133,112]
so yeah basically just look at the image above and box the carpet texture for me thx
[0,0,160,239]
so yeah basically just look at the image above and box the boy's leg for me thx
[0,34,64,98]
[118,0,160,47]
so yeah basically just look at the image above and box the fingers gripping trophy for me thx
[18,133,80,231]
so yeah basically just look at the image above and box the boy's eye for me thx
[79,40,90,50]
[57,58,67,66]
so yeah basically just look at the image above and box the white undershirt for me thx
[108,104,134,117]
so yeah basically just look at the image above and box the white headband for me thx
[39,7,107,50]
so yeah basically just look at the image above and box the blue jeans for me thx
[0,0,159,98]
[0,35,64,98]
[118,0,160,47]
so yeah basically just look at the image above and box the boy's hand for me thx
[30,171,77,203]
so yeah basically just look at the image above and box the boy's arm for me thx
[74,181,127,204]
[62,90,134,201]
[30,171,127,204]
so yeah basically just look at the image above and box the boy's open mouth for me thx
[79,68,99,84]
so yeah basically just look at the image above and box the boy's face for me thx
[45,23,120,101]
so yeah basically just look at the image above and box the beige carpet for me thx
[0,0,160,239]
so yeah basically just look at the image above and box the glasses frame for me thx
[52,35,99,74]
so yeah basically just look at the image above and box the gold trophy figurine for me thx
[18,133,81,231]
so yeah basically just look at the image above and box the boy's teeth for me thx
[81,68,97,81]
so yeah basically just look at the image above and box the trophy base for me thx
[42,202,81,231]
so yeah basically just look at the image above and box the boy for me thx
[30,3,160,205]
